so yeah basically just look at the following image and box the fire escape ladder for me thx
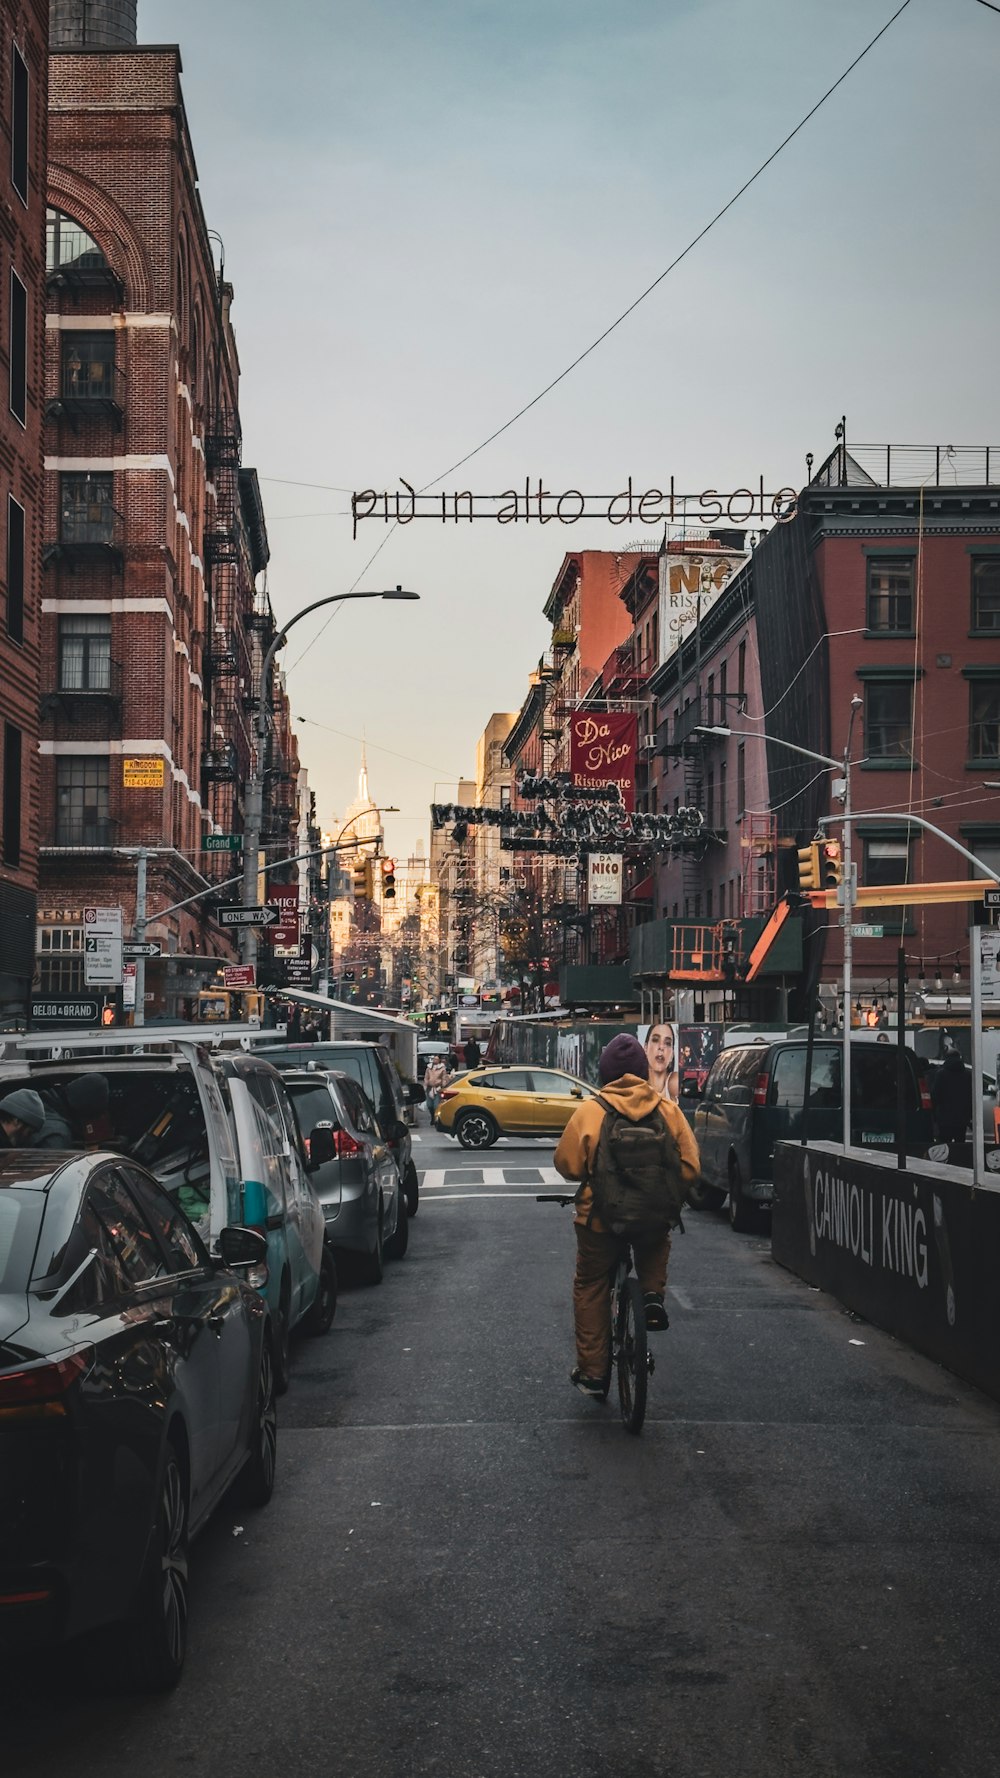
[741,812,777,918]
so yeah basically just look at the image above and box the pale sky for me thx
[141,0,1000,864]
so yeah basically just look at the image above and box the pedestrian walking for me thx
[424,1055,449,1123]
[931,1050,973,1146]
[463,1036,482,1069]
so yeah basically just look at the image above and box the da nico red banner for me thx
[570,711,637,811]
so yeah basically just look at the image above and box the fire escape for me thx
[202,407,243,823]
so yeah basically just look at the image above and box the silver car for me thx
[282,1067,407,1284]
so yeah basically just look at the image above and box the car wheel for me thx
[358,1210,385,1286]
[126,1439,189,1692]
[305,1244,337,1336]
[385,1189,409,1260]
[686,1175,711,1211]
[237,1336,278,1509]
[728,1158,755,1233]
[273,1276,292,1395]
[404,1158,419,1218]
[455,1109,499,1150]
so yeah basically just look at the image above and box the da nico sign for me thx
[588,854,623,905]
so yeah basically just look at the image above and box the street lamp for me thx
[696,717,857,1149]
[240,588,419,965]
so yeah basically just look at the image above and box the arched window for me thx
[46,207,108,273]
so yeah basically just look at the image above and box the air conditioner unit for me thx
[639,736,657,753]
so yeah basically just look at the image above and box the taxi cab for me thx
[435,1065,592,1148]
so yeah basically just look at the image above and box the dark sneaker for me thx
[570,1367,605,1398]
[644,1292,669,1331]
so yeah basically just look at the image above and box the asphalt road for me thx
[8,1120,1000,1778]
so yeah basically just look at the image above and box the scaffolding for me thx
[741,813,777,918]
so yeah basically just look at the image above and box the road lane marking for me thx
[671,1286,694,1311]
[421,1192,544,1200]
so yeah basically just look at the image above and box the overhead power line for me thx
[424,0,915,489]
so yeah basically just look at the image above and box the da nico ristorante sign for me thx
[570,712,637,812]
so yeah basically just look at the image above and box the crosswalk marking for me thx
[419,1165,565,1191]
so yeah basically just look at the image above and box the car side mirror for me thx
[218,1225,267,1269]
[308,1124,337,1167]
[405,1080,424,1106]
[571,1087,584,1099]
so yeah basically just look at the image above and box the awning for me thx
[629,874,654,902]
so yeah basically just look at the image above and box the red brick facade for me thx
[0,1,47,1023]
[36,41,295,1016]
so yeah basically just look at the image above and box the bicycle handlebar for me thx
[536,1192,577,1207]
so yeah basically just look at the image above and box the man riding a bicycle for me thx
[553,1033,700,1398]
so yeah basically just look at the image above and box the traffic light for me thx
[820,839,843,889]
[382,859,396,901]
[796,842,821,892]
[352,857,374,899]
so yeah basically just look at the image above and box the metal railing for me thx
[815,443,999,489]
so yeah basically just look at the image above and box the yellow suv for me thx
[436,1065,592,1148]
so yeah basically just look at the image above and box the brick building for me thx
[36,6,296,1016]
[631,440,1000,1025]
[0,0,47,1025]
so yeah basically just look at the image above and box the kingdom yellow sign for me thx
[123,756,165,789]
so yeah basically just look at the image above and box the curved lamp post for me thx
[241,588,419,964]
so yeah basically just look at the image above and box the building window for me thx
[56,757,111,846]
[706,886,713,920]
[5,495,23,643]
[720,659,728,718]
[60,473,114,544]
[706,673,715,726]
[3,722,21,866]
[719,759,727,827]
[9,269,26,426]
[737,744,746,818]
[37,925,84,995]
[59,614,111,691]
[866,558,913,633]
[738,640,746,705]
[971,558,1000,632]
[864,681,913,761]
[706,768,715,830]
[969,678,1000,762]
[46,207,108,274]
[499,784,511,809]
[60,331,116,400]
[11,42,27,205]
[964,834,1000,881]
[862,835,914,935]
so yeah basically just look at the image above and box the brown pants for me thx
[573,1222,671,1378]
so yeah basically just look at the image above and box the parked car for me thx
[259,1041,421,1217]
[0,1043,333,1393]
[435,1065,593,1148]
[0,1148,276,1690]
[280,1066,408,1280]
[692,1037,934,1230]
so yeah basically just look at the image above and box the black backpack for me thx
[586,1095,688,1238]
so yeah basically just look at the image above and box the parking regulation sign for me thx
[83,905,123,987]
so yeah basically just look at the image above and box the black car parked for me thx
[0,1149,276,1690]
[692,1037,934,1230]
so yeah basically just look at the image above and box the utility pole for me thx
[133,846,149,1029]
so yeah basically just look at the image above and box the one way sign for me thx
[218,905,280,928]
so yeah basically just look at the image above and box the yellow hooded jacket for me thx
[553,1073,701,1231]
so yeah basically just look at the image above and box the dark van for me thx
[692,1038,933,1231]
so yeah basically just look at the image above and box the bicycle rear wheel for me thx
[615,1276,648,1435]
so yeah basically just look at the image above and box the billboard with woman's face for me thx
[639,1021,679,1103]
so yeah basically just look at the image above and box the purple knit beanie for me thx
[598,1034,649,1085]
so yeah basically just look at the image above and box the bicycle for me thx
[537,1192,653,1436]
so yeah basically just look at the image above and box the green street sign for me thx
[202,834,243,853]
[850,923,884,939]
